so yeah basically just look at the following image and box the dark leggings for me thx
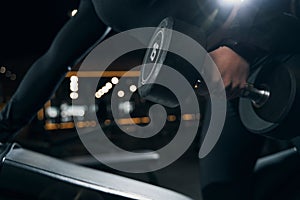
[200,99,265,200]
[0,0,265,199]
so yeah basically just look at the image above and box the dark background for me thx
[0,0,79,97]
[0,0,79,58]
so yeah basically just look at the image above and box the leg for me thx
[0,0,108,142]
[200,99,265,200]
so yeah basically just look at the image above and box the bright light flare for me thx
[111,77,119,84]
[129,85,137,92]
[219,0,244,6]
[70,92,79,99]
[117,90,125,98]
[71,9,78,17]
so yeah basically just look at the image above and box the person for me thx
[0,0,300,200]
[0,0,224,143]
[201,0,300,199]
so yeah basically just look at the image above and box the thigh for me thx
[200,99,265,199]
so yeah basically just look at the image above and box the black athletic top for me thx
[91,0,300,67]
[221,0,300,66]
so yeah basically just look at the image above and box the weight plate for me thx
[239,67,279,134]
[140,17,173,86]
[239,55,299,137]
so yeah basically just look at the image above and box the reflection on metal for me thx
[0,144,193,200]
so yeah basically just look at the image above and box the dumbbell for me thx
[138,17,300,140]
[239,55,300,139]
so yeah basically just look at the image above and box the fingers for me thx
[224,77,248,99]
[208,46,250,99]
